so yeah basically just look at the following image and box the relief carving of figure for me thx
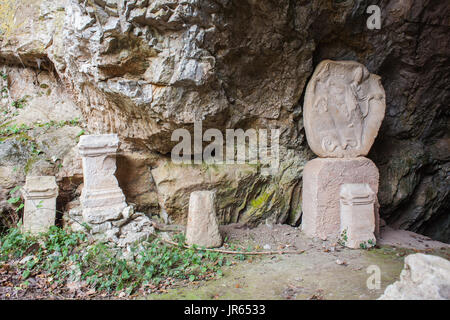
[304,60,386,158]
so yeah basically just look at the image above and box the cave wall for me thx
[0,0,448,242]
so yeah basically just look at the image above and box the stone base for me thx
[80,188,126,208]
[301,157,380,241]
[81,203,127,225]
[80,187,127,224]
[22,197,57,234]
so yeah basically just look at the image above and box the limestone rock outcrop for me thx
[0,0,448,242]
[379,253,450,300]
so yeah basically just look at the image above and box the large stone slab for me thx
[186,191,222,248]
[78,134,127,225]
[379,253,450,300]
[303,60,386,158]
[21,176,58,234]
[301,157,380,240]
[340,183,376,248]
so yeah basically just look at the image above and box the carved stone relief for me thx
[304,60,386,157]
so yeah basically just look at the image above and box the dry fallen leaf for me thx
[67,281,81,291]
[86,288,96,295]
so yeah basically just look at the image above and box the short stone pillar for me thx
[78,134,127,226]
[186,191,222,248]
[21,176,58,234]
[340,184,376,248]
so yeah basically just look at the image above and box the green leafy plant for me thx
[338,228,348,246]
[11,96,29,109]
[76,129,85,137]
[0,225,36,261]
[0,226,233,296]
[7,186,24,212]
[30,142,43,155]
[0,123,30,137]
[360,239,376,250]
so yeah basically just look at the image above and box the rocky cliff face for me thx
[0,0,448,242]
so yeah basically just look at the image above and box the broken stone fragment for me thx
[339,183,376,249]
[116,212,155,247]
[90,221,112,235]
[122,205,134,220]
[185,190,222,248]
[117,228,154,248]
[21,176,58,235]
[65,207,85,233]
[379,253,450,300]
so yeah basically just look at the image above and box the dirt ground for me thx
[145,223,450,300]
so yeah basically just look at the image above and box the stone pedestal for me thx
[78,134,127,225]
[340,183,376,248]
[21,176,58,234]
[301,157,379,240]
[186,191,222,248]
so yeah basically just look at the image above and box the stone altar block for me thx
[186,191,222,248]
[78,134,127,225]
[21,176,58,234]
[301,157,379,240]
[340,183,376,248]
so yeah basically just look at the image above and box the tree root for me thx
[159,237,305,255]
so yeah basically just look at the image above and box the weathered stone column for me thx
[21,176,58,234]
[186,191,222,248]
[340,183,376,248]
[78,134,127,226]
